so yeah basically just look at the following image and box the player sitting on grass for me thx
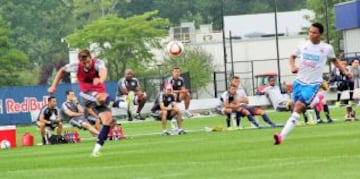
[258,76,291,112]
[61,90,99,136]
[150,83,185,135]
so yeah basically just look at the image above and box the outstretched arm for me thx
[48,67,67,94]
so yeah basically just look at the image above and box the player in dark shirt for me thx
[117,69,147,121]
[166,67,193,117]
[151,83,185,135]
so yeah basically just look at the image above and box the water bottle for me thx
[73,130,80,143]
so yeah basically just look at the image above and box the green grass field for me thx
[1,107,360,179]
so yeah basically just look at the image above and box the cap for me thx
[164,83,173,90]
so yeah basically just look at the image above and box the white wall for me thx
[191,35,307,78]
[344,29,360,54]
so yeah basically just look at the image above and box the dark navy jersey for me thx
[166,76,185,90]
[151,92,176,112]
[117,77,140,96]
[61,101,79,120]
[38,105,60,121]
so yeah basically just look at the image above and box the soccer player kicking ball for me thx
[48,49,127,156]
[273,23,352,145]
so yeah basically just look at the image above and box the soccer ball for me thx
[0,140,11,149]
[167,41,184,57]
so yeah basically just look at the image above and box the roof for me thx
[255,72,278,77]
[224,9,314,38]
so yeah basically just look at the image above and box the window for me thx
[173,27,191,42]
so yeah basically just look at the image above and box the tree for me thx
[0,0,75,84]
[0,18,29,86]
[66,10,170,80]
[306,0,349,55]
[162,47,215,92]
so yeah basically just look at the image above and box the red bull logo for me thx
[5,97,49,114]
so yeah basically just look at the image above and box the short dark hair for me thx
[351,57,360,64]
[268,76,275,82]
[173,67,180,70]
[48,96,56,102]
[65,90,74,96]
[312,22,324,34]
[231,76,240,80]
[78,49,91,60]
[229,84,237,89]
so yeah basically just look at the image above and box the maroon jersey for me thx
[76,59,105,93]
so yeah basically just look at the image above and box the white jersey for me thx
[221,91,242,104]
[293,41,335,84]
[236,87,247,98]
[262,85,286,109]
[64,59,106,73]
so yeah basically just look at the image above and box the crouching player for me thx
[61,90,99,136]
[231,76,277,128]
[151,83,186,135]
[37,96,63,145]
[222,84,261,129]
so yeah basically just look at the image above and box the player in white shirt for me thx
[261,77,291,111]
[274,23,352,145]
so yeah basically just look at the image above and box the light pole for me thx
[221,0,228,90]
[325,0,332,72]
[274,0,282,87]
[229,31,235,76]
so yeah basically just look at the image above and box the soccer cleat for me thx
[273,133,282,145]
[327,118,333,123]
[134,113,145,120]
[184,110,194,118]
[162,131,171,136]
[90,151,102,158]
[127,115,133,121]
[178,129,187,135]
[316,119,324,124]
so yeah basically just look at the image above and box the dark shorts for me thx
[240,104,262,116]
[69,116,89,129]
[80,91,111,115]
[36,121,59,130]
[151,110,176,120]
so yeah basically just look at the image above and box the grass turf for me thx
[1,107,360,179]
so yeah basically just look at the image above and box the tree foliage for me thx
[66,10,170,80]
[306,0,349,55]
[0,18,29,86]
[0,0,74,85]
[162,47,215,91]
[0,0,307,87]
